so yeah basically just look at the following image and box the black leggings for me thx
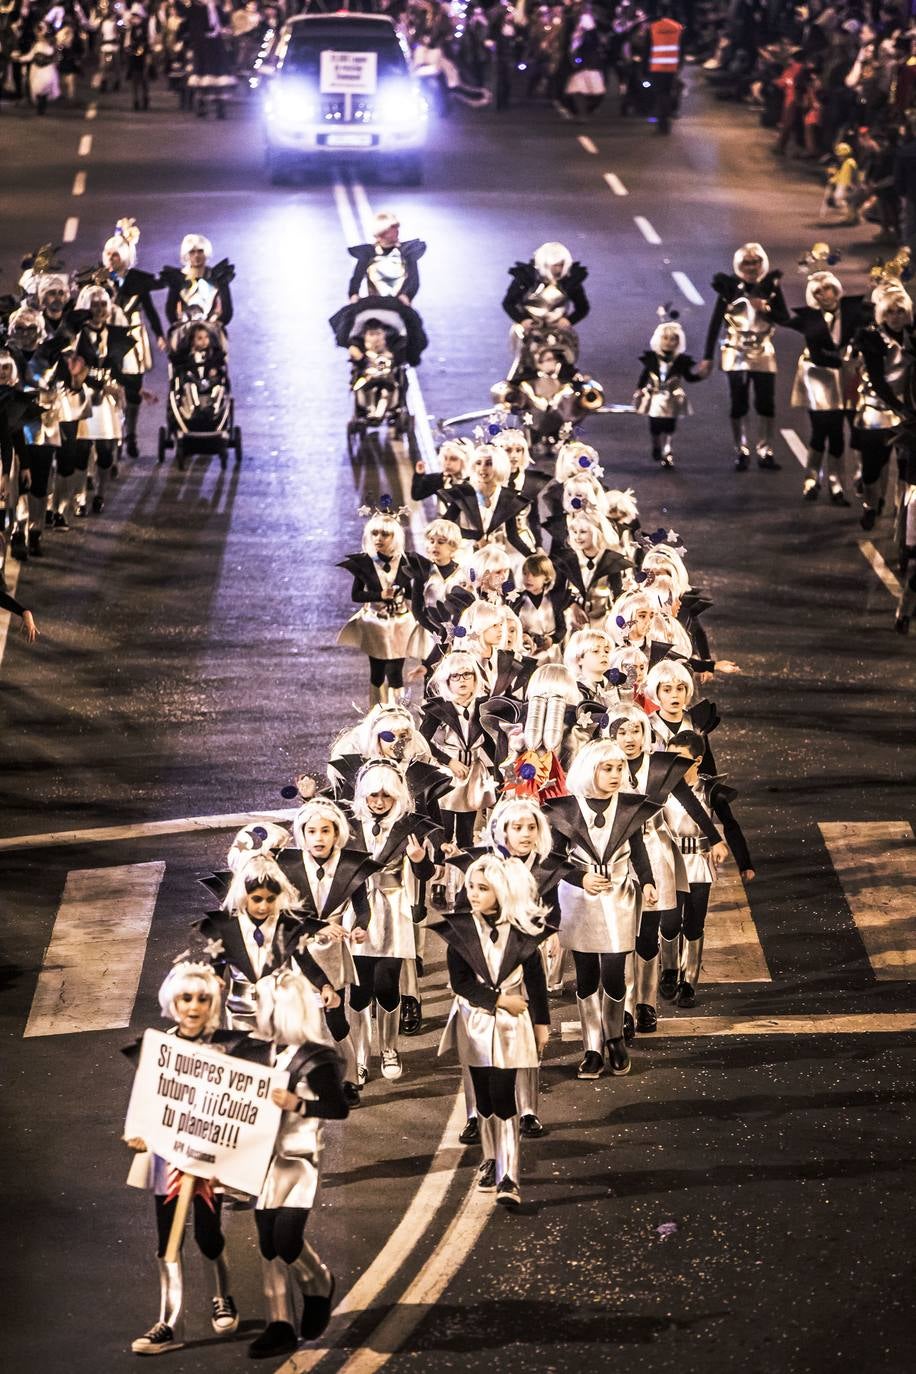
[469,1065,517,1120]
[572,950,628,1000]
[660,884,711,941]
[325,1001,350,1042]
[349,955,402,1012]
[856,431,894,485]
[18,443,56,499]
[636,907,668,959]
[649,418,677,437]
[94,439,117,471]
[255,1207,310,1264]
[154,1192,224,1260]
[727,371,775,419]
[57,428,92,477]
[808,410,845,456]
[369,656,404,689]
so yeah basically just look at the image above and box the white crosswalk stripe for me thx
[703,869,770,983]
[24,862,166,1037]
[819,821,916,980]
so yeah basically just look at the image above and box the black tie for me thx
[372,820,382,837]
[586,558,595,572]
[251,920,265,948]
[378,555,392,573]
[315,866,325,880]
[588,798,612,829]
[482,914,500,944]
[463,707,471,721]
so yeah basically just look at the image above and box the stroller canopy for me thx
[329,297,428,367]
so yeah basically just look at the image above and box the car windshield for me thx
[282,34,407,80]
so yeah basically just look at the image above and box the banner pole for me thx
[164,1173,196,1262]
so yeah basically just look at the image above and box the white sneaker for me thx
[131,1322,184,1355]
[380,1048,402,1080]
[356,1063,369,1089]
[211,1295,239,1334]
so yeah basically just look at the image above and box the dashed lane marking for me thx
[578,135,598,154]
[780,428,809,468]
[671,270,704,305]
[85,101,97,120]
[78,134,92,157]
[72,171,86,196]
[858,539,902,597]
[603,171,628,196]
[0,808,298,853]
[62,216,79,243]
[634,215,661,245]
[561,1014,916,1037]
[24,862,166,1037]
[280,1093,473,1373]
[819,821,916,979]
[704,868,770,983]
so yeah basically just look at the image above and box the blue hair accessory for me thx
[379,730,396,742]
[502,579,514,595]
[634,570,648,584]
[649,527,668,544]
[606,668,626,686]
[251,825,268,841]
[571,496,583,509]
[454,625,467,638]
[578,455,591,468]
[519,763,537,781]
[615,614,626,627]
[497,843,511,858]
[468,569,476,582]
[487,422,502,436]
[598,713,609,730]
[379,494,393,512]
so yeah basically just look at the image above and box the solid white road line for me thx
[85,101,97,120]
[280,1094,471,1373]
[0,558,23,672]
[334,1186,493,1374]
[671,270,704,306]
[561,1014,916,1037]
[24,862,166,1036]
[72,171,87,197]
[780,428,809,468]
[819,821,916,980]
[0,808,299,853]
[62,216,79,244]
[603,172,628,196]
[78,134,92,157]
[332,176,361,247]
[634,215,661,245]
[858,539,902,597]
[578,135,598,155]
[348,175,374,239]
[703,869,771,983]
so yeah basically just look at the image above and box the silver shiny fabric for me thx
[256,1110,322,1210]
[791,358,845,411]
[855,333,905,430]
[377,1004,400,1056]
[600,992,625,1043]
[157,1258,184,1334]
[479,1113,497,1166]
[439,970,539,1069]
[363,866,416,960]
[516,1066,539,1117]
[719,298,777,373]
[624,950,636,1018]
[659,934,680,974]
[635,953,659,1008]
[495,1115,520,1185]
[348,1004,372,1075]
[260,1256,294,1326]
[681,936,704,987]
[635,364,692,419]
[461,1061,477,1119]
[576,991,604,1054]
[662,791,716,886]
[557,851,640,953]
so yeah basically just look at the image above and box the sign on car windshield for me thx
[320,50,378,95]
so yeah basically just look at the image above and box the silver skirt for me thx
[337,605,415,660]
[558,873,640,954]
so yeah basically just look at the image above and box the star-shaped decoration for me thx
[203,937,225,960]
[522,412,534,427]
[666,528,680,544]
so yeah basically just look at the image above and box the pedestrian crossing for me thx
[13,821,916,1038]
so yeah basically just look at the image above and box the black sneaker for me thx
[623,1011,635,1046]
[757,453,781,471]
[606,1037,631,1076]
[477,1158,497,1191]
[659,969,678,1001]
[675,980,696,1008]
[496,1176,521,1209]
[126,434,139,458]
[247,1321,298,1359]
[520,1112,544,1138]
[92,495,104,513]
[52,512,70,531]
[829,487,851,507]
[300,1274,335,1341]
[399,995,422,1036]
[860,508,877,531]
[10,529,28,561]
[211,1294,239,1334]
[577,1051,604,1080]
[131,1321,184,1355]
[734,448,750,472]
[27,530,43,558]
[895,615,910,635]
[459,1116,480,1145]
[342,1080,360,1108]
[635,1003,658,1033]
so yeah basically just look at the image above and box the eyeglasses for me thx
[448,672,475,682]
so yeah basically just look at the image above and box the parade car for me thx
[261,13,427,184]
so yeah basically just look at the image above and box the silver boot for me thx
[634,953,659,1033]
[576,991,604,1055]
[347,1003,373,1087]
[659,934,680,1000]
[803,449,822,500]
[378,1004,403,1079]
[676,936,704,1008]
[290,1240,333,1299]
[756,414,779,467]
[261,1255,294,1327]
[131,1257,185,1353]
[516,1066,539,1118]
[601,992,630,1074]
[826,451,849,505]
[494,1115,521,1203]
[731,417,749,469]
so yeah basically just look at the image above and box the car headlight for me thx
[265,82,317,125]
[374,80,425,126]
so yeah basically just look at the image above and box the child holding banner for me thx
[248,969,349,1359]
[124,961,240,1357]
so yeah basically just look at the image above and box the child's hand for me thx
[271,1089,301,1112]
[350,926,368,944]
[741,868,756,882]
[124,1137,148,1152]
[320,924,348,944]
[320,984,341,1010]
[583,872,611,894]
[642,884,658,906]
[711,842,729,872]
[440,840,461,858]
[448,758,470,781]
[534,1023,550,1054]
[414,459,426,473]
[406,835,426,863]
[497,992,527,1017]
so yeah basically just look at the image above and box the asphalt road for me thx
[1,67,914,1374]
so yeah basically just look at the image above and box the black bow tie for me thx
[585,558,595,572]
[588,798,613,828]
[377,555,392,572]
[481,913,501,944]
[462,707,472,721]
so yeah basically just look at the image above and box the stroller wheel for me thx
[157,426,168,465]
[175,437,187,470]
[219,443,228,470]
[232,426,243,463]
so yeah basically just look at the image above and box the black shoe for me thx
[623,1011,635,1046]
[399,995,422,1036]
[860,507,877,530]
[248,1321,298,1358]
[606,1037,631,1076]
[126,433,139,458]
[520,1112,544,1138]
[44,508,54,528]
[52,512,69,531]
[342,1080,360,1108]
[211,1294,239,1335]
[734,453,750,472]
[459,1116,480,1145]
[496,1176,521,1208]
[658,969,678,1001]
[635,1003,657,1033]
[757,453,781,471]
[300,1275,335,1341]
[92,495,104,513]
[675,980,696,1008]
[132,1321,184,1354]
[110,463,119,479]
[577,1050,604,1080]
[27,530,43,557]
[803,480,820,502]
[10,529,28,561]
[477,1158,497,1191]
[895,615,910,635]
[829,487,851,507]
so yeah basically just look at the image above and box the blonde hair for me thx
[425,517,462,550]
[358,704,426,761]
[565,739,628,798]
[649,320,686,355]
[487,797,553,862]
[554,442,601,482]
[159,962,223,1033]
[564,626,614,676]
[643,544,689,598]
[465,854,547,934]
[609,590,653,644]
[361,512,406,558]
[566,506,620,553]
[294,799,351,852]
[351,760,411,824]
[180,232,213,264]
[562,473,607,517]
[227,820,290,871]
[468,544,513,587]
[437,439,473,473]
[493,427,531,469]
[471,443,511,488]
[223,853,300,916]
[255,969,327,1048]
[427,649,486,701]
[608,702,653,754]
[645,657,695,706]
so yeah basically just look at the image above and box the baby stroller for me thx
[491,327,604,452]
[329,298,427,459]
[157,317,242,469]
